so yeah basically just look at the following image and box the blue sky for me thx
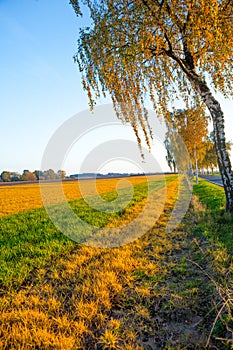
[0,0,232,175]
[0,0,90,174]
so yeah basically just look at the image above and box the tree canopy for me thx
[167,108,209,157]
[72,0,232,122]
[164,108,209,178]
[71,0,233,211]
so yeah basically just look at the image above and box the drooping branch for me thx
[72,0,233,211]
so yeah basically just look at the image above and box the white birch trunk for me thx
[194,147,198,184]
[189,74,233,212]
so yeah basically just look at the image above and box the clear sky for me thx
[0,0,232,176]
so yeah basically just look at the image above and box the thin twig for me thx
[206,301,228,347]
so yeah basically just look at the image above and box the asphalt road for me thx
[199,175,223,187]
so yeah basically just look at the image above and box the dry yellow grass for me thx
[0,175,163,218]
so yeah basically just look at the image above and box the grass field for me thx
[0,175,161,218]
[0,175,174,289]
[0,176,232,349]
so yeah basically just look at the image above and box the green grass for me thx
[193,179,233,254]
[193,179,225,210]
[0,175,175,289]
[193,178,233,348]
[0,209,73,289]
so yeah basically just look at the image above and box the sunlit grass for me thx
[0,175,175,288]
[193,179,233,253]
[0,175,179,349]
[0,175,163,217]
[193,179,233,348]
[193,179,225,210]
[2,176,231,349]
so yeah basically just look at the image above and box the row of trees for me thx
[0,169,66,182]
[164,109,232,182]
[71,0,233,212]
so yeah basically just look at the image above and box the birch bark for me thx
[194,147,199,185]
[190,75,233,212]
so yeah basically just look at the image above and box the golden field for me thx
[0,176,231,349]
[0,175,163,218]
[0,177,180,349]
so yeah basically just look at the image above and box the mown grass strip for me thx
[193,179,225,210]
[193,178,233,348]
[0,175,175,289]
[193,179,233,254]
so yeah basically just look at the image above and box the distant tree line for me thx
[0,169,66,182]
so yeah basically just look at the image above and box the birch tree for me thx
[200,132,232,174]
[164,137,177,173]
[168,108,209,183]
[71,0,233,211]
